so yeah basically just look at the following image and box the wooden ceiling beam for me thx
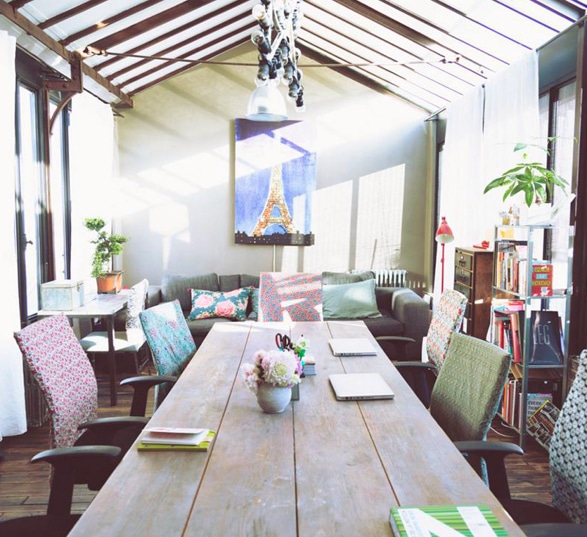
[39,0,109,30]
[0,1,133,106]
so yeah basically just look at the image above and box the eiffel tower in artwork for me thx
[252,164,296,236]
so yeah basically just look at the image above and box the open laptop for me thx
[329,338,377,357]
[329,373,394,401]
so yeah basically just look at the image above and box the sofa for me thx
[145,271,431,360]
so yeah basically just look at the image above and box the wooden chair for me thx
[139,299,197,407]
[79,279,150,374]
[0,445,121,537]
[259,272,322,322]
[456,351,587,536]
[378,288,467,406]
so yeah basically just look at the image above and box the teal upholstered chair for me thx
[456,350,587,536]
[139,299,197,406]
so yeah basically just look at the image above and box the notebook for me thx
[329,338,377,357]
[329,373,394,401]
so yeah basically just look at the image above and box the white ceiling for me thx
[1,0,586,111]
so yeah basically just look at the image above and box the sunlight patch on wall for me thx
[299,181,354,272]
[355,165,405,270]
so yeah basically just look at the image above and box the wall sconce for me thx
[246,0,304,121]
[435,216,454,293]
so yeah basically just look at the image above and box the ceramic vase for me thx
[256,384,292,414]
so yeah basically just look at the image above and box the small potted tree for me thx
[84,217,128,294]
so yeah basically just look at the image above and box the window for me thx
[14,50,71,324]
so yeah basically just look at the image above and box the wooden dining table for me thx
[68,320,525,536]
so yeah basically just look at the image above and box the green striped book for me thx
[389,505,508,536]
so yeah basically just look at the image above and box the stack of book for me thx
[137,427,215,452]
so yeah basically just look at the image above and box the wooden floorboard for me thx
[0,369,553,523]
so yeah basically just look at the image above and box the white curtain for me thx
[0,31,27,439]
[483,50,540,227]
[68,92,117,286]
[435,85,484,304]
[435,50,539,300]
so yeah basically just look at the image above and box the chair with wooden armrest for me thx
[455,350,587,532]
[377,288,467,405]
[0,445,121,537]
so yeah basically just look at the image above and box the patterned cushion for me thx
[426,289,467,368]
[139,300,197,405]
[549,350,587,523]
[13,314,98,449]
[259,272,323,322]
[125,278,149,329]
[188,287,250,321]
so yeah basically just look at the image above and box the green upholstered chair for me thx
[139,299,197,406]
[429,332,511,445]
[456,350,587,536]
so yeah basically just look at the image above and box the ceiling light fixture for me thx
[246,0,304,122]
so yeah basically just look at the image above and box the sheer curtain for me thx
[435,50,539,300]
[435,85,484,305]
[0,31,27,439]
[69,92,117,285]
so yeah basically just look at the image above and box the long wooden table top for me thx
[68,320,524,536]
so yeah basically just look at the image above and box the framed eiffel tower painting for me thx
[234,119,316,246]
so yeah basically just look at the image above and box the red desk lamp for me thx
[435,216,454,292]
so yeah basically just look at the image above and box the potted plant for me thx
[84,217,128,294]
[483,142,569,208]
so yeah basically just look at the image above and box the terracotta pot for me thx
[96,271,123,294]
[256,384,292,414]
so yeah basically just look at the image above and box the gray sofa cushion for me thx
[161,273,219,312]
[323,279,381,319]
[322,270,374,285]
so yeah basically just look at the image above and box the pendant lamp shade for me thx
[246,85,288,122]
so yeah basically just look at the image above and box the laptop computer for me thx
[329,338,377,357]
[329,373,395,401]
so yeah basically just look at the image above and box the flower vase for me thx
[256,384,292,414]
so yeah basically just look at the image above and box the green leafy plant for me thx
[483,142,569,207]
[84,218,128,278]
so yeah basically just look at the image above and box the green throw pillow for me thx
[188,287,250,321]
[322,278,381,319]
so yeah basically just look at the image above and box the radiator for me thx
[374,269,407,287]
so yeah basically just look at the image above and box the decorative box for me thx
[41,279,85,310]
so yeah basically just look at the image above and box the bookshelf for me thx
[491,224,570,449]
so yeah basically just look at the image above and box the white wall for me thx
[116,45,430,288]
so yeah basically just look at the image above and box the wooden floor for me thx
[0,369,552,523]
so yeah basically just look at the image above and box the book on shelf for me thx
[389,504,508,537]
[526,399,560,451]
[137,427,215,452]
[531,263,553,297]
[529,310,564,365]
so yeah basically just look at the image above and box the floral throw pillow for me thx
[188,287,250,321]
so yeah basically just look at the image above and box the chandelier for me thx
[246,0,304,121]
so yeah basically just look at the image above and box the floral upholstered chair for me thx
[14,314,99,449]
[14,313,166,452]
[259,272,323,322]
[139,299,197,406]
[377,288,467,406]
